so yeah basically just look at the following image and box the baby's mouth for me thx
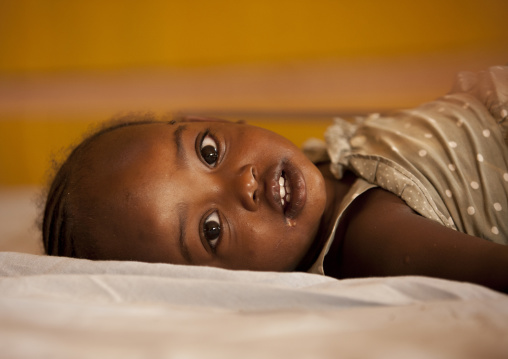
[271,161,306,220]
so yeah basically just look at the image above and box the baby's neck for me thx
[319,166,357,239]
[297,164,357,271]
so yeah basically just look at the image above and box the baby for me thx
[43,66,508,293]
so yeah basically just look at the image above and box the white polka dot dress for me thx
[305,66,508,275]
[323,66,508,245]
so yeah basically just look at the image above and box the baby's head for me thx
[43,114,327,272]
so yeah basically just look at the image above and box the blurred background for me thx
[1,0,508,187]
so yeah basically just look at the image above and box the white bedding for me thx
[1,251,508,359]
[2,185,508,358]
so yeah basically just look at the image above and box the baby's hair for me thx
[42,112,178,257]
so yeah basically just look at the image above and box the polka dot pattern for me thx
[323,83,508,248]
[316,67,508,276]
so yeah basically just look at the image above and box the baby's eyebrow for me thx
[173,124,188,167]
[177,202,193,264]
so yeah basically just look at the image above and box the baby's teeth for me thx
[279,174,290,207]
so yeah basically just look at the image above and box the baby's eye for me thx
[200,134,218,166]
[203,211,221,251]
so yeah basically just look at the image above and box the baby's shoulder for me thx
[343,188,413,236]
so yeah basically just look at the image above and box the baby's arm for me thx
[334,188,508,293]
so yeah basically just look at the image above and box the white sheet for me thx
[1,252,508,359]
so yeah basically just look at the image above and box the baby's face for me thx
[80,120,327,271]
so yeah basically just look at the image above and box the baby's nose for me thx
[234,165,258,211]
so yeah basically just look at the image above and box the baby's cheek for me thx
[237,226,277,269]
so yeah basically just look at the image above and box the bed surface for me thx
[1,251,508,358]
[1,188,508,358]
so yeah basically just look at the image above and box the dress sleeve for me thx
[451,65,508,137]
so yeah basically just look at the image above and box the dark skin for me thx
[320,168,508,294]
[72,119,508,294]
[72,120,330,271]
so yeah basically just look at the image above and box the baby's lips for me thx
[266,159,306,219]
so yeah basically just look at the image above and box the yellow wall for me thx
[1,0,507,72]
[1,0,508,185]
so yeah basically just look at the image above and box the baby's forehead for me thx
[73,124,167,186]
[94,122,171,153]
